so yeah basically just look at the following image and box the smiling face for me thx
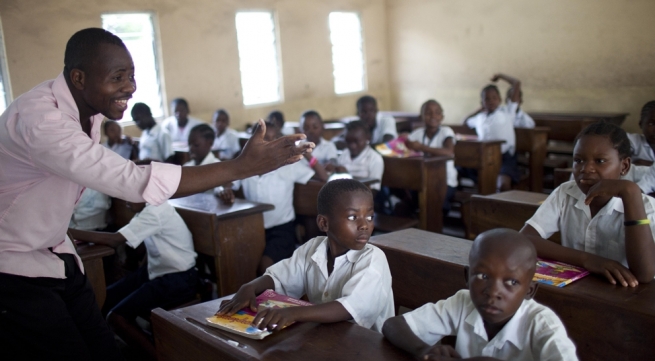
[188,131,213,164]
[421,102,444,132]
[319,190,374,256]
[481,88,501,114]
[80,43,136,120]
[300,115,323,144]
[572,135,629,195]
[345,127,370,158]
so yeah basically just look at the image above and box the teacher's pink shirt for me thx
[0,73,181,278]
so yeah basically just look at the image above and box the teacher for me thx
[0,28,313,360]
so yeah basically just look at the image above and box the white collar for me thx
[310,236,368,266]
[563,181,624,219]
[465,299,530,350]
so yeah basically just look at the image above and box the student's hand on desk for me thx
[216,285,258,316]
[405,140,423,152]
[217,188,235,205]
[419,344,461,360]
[252,307,298,332]
[582,253,638,287]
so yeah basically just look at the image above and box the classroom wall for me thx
[386,0,655,132]
[0,0,391,136]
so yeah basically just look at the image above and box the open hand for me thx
[216,285,258,316]
[582,253,638,287]
[252,307,298,332]
[405,140,423,152]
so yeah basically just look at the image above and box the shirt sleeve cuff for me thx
[118,226,142,249]
[142,162,182,205]
[526,219,548,239]
[336,298,369,328]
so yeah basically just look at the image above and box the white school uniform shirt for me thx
[211,128,241,160]
[264,236,394,332]
[232,161,314,229]
[118,202,197,280]
[183,152,222,194]
[525,180,655,267]
[408,126,458,187]
[312,138,338,164]
[371,112,399,145]
[68,188,111,231]
[627,133,655,163]
[103,140,133,160]
[502,101,535,128]
[337,146,384,191]
[161,115,203,143]
[138,123,174,161]
[466,109,515,155]
[403,290,578,361]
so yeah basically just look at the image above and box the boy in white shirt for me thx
[356,95,398,145]
[300,110,338,164]
[383,229,578,361]
[68,200,197,359]
[161,98,203,143]
[184,124,225,195]
[103,120,135,160]
[217,179,394,332]
[330,121,384,191]
[69,188,111,231]
[627,101,655,165]
[132,102,174,162]
[490,73,535,129]
[211,109,241,160]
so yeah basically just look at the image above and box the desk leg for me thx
[214,214,266,297]
[82,258,106,308]
[420,161,446,233]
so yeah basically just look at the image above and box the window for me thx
[329,12,366,94]
[235,11,282,106]
[0,21,11,113]
[102,13,164,119]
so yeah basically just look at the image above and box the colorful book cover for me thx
[533,258,590,287]
[375,136,422,158]
[205,290,312,339]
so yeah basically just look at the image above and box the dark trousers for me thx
[0,253,122,361]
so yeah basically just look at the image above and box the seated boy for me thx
[492,73,535,128]
[211,108,241,160]
[68,200,198,360]
[464,84,520,192]
[300,110,338,164]
[217,179,394,332]
[68,188,111,231]
[268,110,295,136]
[132,102,174,162]
[184,124,224,195]
[382,228,578,360]
[161,98,203,143]
[330,120,384,192]
[627,101,655,166]
[218,121,327,273]
[103,119,136,160]
[355,95,398,145]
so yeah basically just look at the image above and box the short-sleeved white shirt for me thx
[184,152,221,195]
[627,133,655,163]
[403,290,578,361]
[139,123,174,161]
[119,202,197,280]
[233,161,314,228]
[312,138,338,164]
[103,141,133,160]
[408,126,458,187]
[161,116,203,144]
[69,188,111,231]
[525,180,655,267]
[337,146,384,190]
[211,128,241,160]
[371,112,399,145]
[466,109,515,155]
[264,236,394,332]
[503,101,536,129]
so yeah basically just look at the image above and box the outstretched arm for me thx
[68,228,127,248]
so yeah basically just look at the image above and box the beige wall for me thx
[386,0,655,132]
[0,0,391,136]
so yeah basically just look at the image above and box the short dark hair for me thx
[267,110,285,128]
[480,84,501,99]
[301,110,322,121]
[189,123,216,141]
[575,121,632,159]
[419,99,441,117]
[346,120,371,137]
[214,108,230,119]
[64,28,126,76]
[356,95,377,110]
[103,119,121,133]
[171,98,189,110]
[640,101,655,124]
[317,179,372,216]
[131,102,152,116]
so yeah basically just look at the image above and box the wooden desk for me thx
[454,140,504,195]
[151,298,412,361]
[469,190,561,243]
[529,112,628,143]
[381,156,449,233]
[515,127,549,193]
[168,194,274,296]
[77,243,115,308]
[370,228,655,361]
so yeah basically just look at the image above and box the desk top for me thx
[169,194,274,221]
[76,243,115,260]
[475,190,548,206]
[529,112,629,121]
[153,298,412,361]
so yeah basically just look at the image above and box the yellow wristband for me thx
[624,219,650,227]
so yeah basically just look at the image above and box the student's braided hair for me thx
[64,28,126,76]
[317,179,372,216]
[640,101,655,124]
[574,121,631,159]
[189,123,216,141]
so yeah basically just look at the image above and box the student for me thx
[217,179,394,332]
[211,108,241,160]
[521,122,655,287]
[464,83,520,192]
[268,110,294,136]
[69,200,197,360]
[627,101,655,165]
[383,228,578,360]
[69,188,111,231]
[0,27,311,360]
[161,98,203,143]
[493,73,535,128]
[218,121,327,273]
[299,110,338,164]
[329,120,384,191]
[132,102,174,162]
[184,124,222,194]
[405,99,458,211]
[103,119,136,160]
[356,95,398,145]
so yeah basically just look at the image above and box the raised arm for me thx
[491,73,522,103]
[68,228,126,248]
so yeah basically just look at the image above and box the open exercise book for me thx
[206,290,312,339]
[533,258,590,287]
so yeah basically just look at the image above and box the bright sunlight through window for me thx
[235,12,282,106]
[102,13,164,119]
[329,12,365,95]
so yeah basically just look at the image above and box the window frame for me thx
[328,11,368,96]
